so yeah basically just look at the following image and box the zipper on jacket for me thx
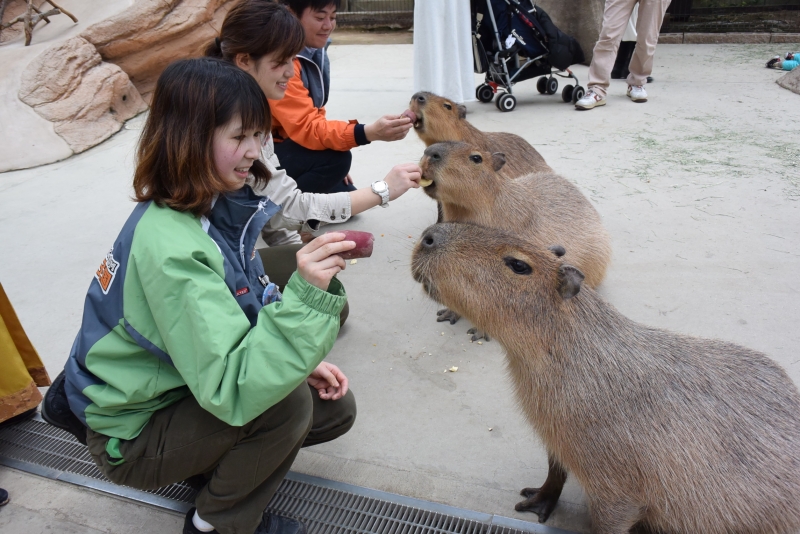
[239,199,267,269]
[298,53,326,106]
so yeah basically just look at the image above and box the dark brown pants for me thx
[258,245,349,326]
[87,384,356,534]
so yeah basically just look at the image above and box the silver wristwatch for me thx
[371,180,390,207]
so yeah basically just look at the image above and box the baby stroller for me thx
[471,0,586,111]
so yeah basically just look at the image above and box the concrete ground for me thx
[1,41,799,534]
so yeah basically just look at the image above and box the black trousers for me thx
[273,139,356,194]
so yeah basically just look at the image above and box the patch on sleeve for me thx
[95,248,120,295]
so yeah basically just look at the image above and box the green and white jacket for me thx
[64,188,346,453]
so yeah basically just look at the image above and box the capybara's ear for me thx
[491,152,506,171]
[557,265,584,300]
[548,245,566,258]
[457,104,467,119]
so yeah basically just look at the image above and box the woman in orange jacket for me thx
[270,0,413,194]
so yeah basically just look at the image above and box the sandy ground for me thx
[1,41,799,534]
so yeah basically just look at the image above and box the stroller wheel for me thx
[546,77,559,95]
[571,85,586,105]
[562,85,575,103]
[496,93,517,112]
[536,77,548,94]
[476,84,495,103]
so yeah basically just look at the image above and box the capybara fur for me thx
[411,222,800,534]
[409,91,551,177]
[420,141,610,289]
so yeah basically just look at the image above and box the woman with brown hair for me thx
[43,57,364,534]
[206,0,420,249]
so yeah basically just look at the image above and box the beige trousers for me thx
[588,0,672,97]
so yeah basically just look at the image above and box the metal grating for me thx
[0,414,572,534]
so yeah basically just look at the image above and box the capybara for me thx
[411,222,800,534]
[407,91,551,177]
[420,141,610,288]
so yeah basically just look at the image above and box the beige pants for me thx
[588,0,672,97]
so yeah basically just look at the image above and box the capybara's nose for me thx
[420,225,446,250]
[423,146,441,162]
[413,92,426,104]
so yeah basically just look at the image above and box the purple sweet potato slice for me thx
[328,230,374,259]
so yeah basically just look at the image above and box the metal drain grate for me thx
[0,415,572,534]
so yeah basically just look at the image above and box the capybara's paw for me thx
[436,308,461,324]
[515,490,559,523]
[467,327,490,342]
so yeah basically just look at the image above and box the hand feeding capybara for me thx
[411,222,800,534]
[407,91,552,177]
[420,141,611,289]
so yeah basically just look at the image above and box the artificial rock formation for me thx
[81,0,236,99]
[18,36,147,153]
[537,0,605,65]
[777,67,800,96]
[15,0,235,157]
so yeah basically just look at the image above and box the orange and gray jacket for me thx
[269,45,371,151]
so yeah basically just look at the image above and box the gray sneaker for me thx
[575,90,606,110]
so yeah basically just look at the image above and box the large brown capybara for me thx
[411,222,800,534]
[406,91,551,177]
[420,141,610,336]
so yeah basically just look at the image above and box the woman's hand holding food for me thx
[295,233,355,290]
[384,162,422,200]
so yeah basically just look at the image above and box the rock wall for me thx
[16,0,235,157]
[536,0,606,65]
[82,0,235,99]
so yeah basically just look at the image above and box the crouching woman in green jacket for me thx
[46,58,357,534]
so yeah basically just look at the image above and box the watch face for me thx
[374,181,388,193]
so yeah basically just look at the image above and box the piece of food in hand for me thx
[420,177,433,188]
[401,109,417,123]
[327,230,374,259]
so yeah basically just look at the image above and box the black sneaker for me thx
[41,371,88,445]
[258,513,307,534]
[766,56,780,68]
[183,508,219,534]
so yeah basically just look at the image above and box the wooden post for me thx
[0,0,76,46]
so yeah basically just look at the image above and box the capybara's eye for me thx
[504,257,532,275]
[444,103,452,110]
[469,154,483,164]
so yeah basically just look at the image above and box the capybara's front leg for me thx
[515,456,567,523]
[436,308,461,324]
